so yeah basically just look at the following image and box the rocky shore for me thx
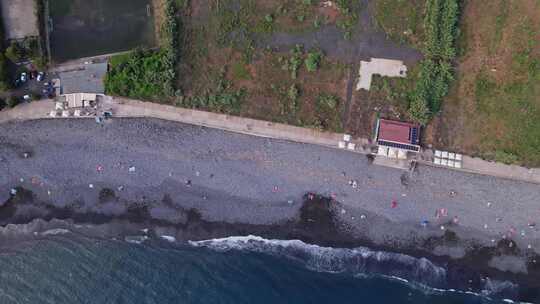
[1,118,540,302]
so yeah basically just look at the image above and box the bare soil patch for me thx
[178,0,422,134]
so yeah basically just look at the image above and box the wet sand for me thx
[1,118,540,302]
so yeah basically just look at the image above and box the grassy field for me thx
[374,0,425,47]
[434,0,540,166]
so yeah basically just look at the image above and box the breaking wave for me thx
[189,235,448,287]
[190,235,523,301]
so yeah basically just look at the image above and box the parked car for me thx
[37,72,45,82]
[20,72,27,83]
[22,95,31,102]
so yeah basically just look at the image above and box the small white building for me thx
[64,93,97,108]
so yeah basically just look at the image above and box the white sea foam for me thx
[189,235,447,287]
[41,229,71,236]
[160,235,176,242]
[190,235,524,302]
[0,219,73,237]
[125,235,149,244]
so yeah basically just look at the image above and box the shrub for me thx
[287,84,300,101]
[314,93,342,131]
[494,150,519,164]
[4,42,25,63]
[280,44,304,79]
[305,50,323,72]
[317,93,339,109]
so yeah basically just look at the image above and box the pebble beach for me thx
[1,118,540,300]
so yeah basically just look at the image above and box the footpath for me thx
[1,98,540,185]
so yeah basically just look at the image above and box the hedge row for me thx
[409,0,459,124]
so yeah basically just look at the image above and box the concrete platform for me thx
[356,58,407,91]
[1,0,39,39]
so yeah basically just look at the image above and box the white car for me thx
[37,72,45,82]
[20,72,27,82]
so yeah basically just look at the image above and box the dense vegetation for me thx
[105,49,175,100]
[105,0,178,100]
[408,0,459,124]
[0,7,10,93]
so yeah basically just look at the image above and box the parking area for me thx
[0,0,39,39]
[10,70,55,101]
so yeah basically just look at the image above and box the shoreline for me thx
[1,118,540,302]
[1,190,537,301]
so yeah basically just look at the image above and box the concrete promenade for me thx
[1,98,540,185]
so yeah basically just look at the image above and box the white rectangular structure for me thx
[357,58,407,91]
[64,93,97,108]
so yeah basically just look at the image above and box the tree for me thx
[4,42,25,63]
[305,51,322,72]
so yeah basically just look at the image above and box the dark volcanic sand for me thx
[1,118,540,302]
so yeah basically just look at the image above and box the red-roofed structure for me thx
[375,119,421,152]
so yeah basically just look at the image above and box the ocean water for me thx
[0,232,516,304]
